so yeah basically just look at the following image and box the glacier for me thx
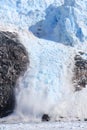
[0,0,87,45]
[0,0,87,123]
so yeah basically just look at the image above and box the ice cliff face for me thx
[0,0,87,45]
[29,0,87,45]
[0,0,87,122]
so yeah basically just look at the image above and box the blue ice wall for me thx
[0,0,87,45]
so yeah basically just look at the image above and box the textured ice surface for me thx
[0,0,85,46]
[0,122,87,130]
[0,0,87,45]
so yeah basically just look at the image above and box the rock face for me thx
[73,52,87,91]
[0,31,29,117]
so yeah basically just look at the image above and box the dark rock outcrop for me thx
[42,114,50,121]
[84,118,87,121]
[0,31,29,117]
[73,52,87,91]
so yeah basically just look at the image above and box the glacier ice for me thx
[0,0,87,122]
[29,0,85,45]
[0,0,87,44]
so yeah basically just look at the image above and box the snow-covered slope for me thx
[0,0,87,122]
